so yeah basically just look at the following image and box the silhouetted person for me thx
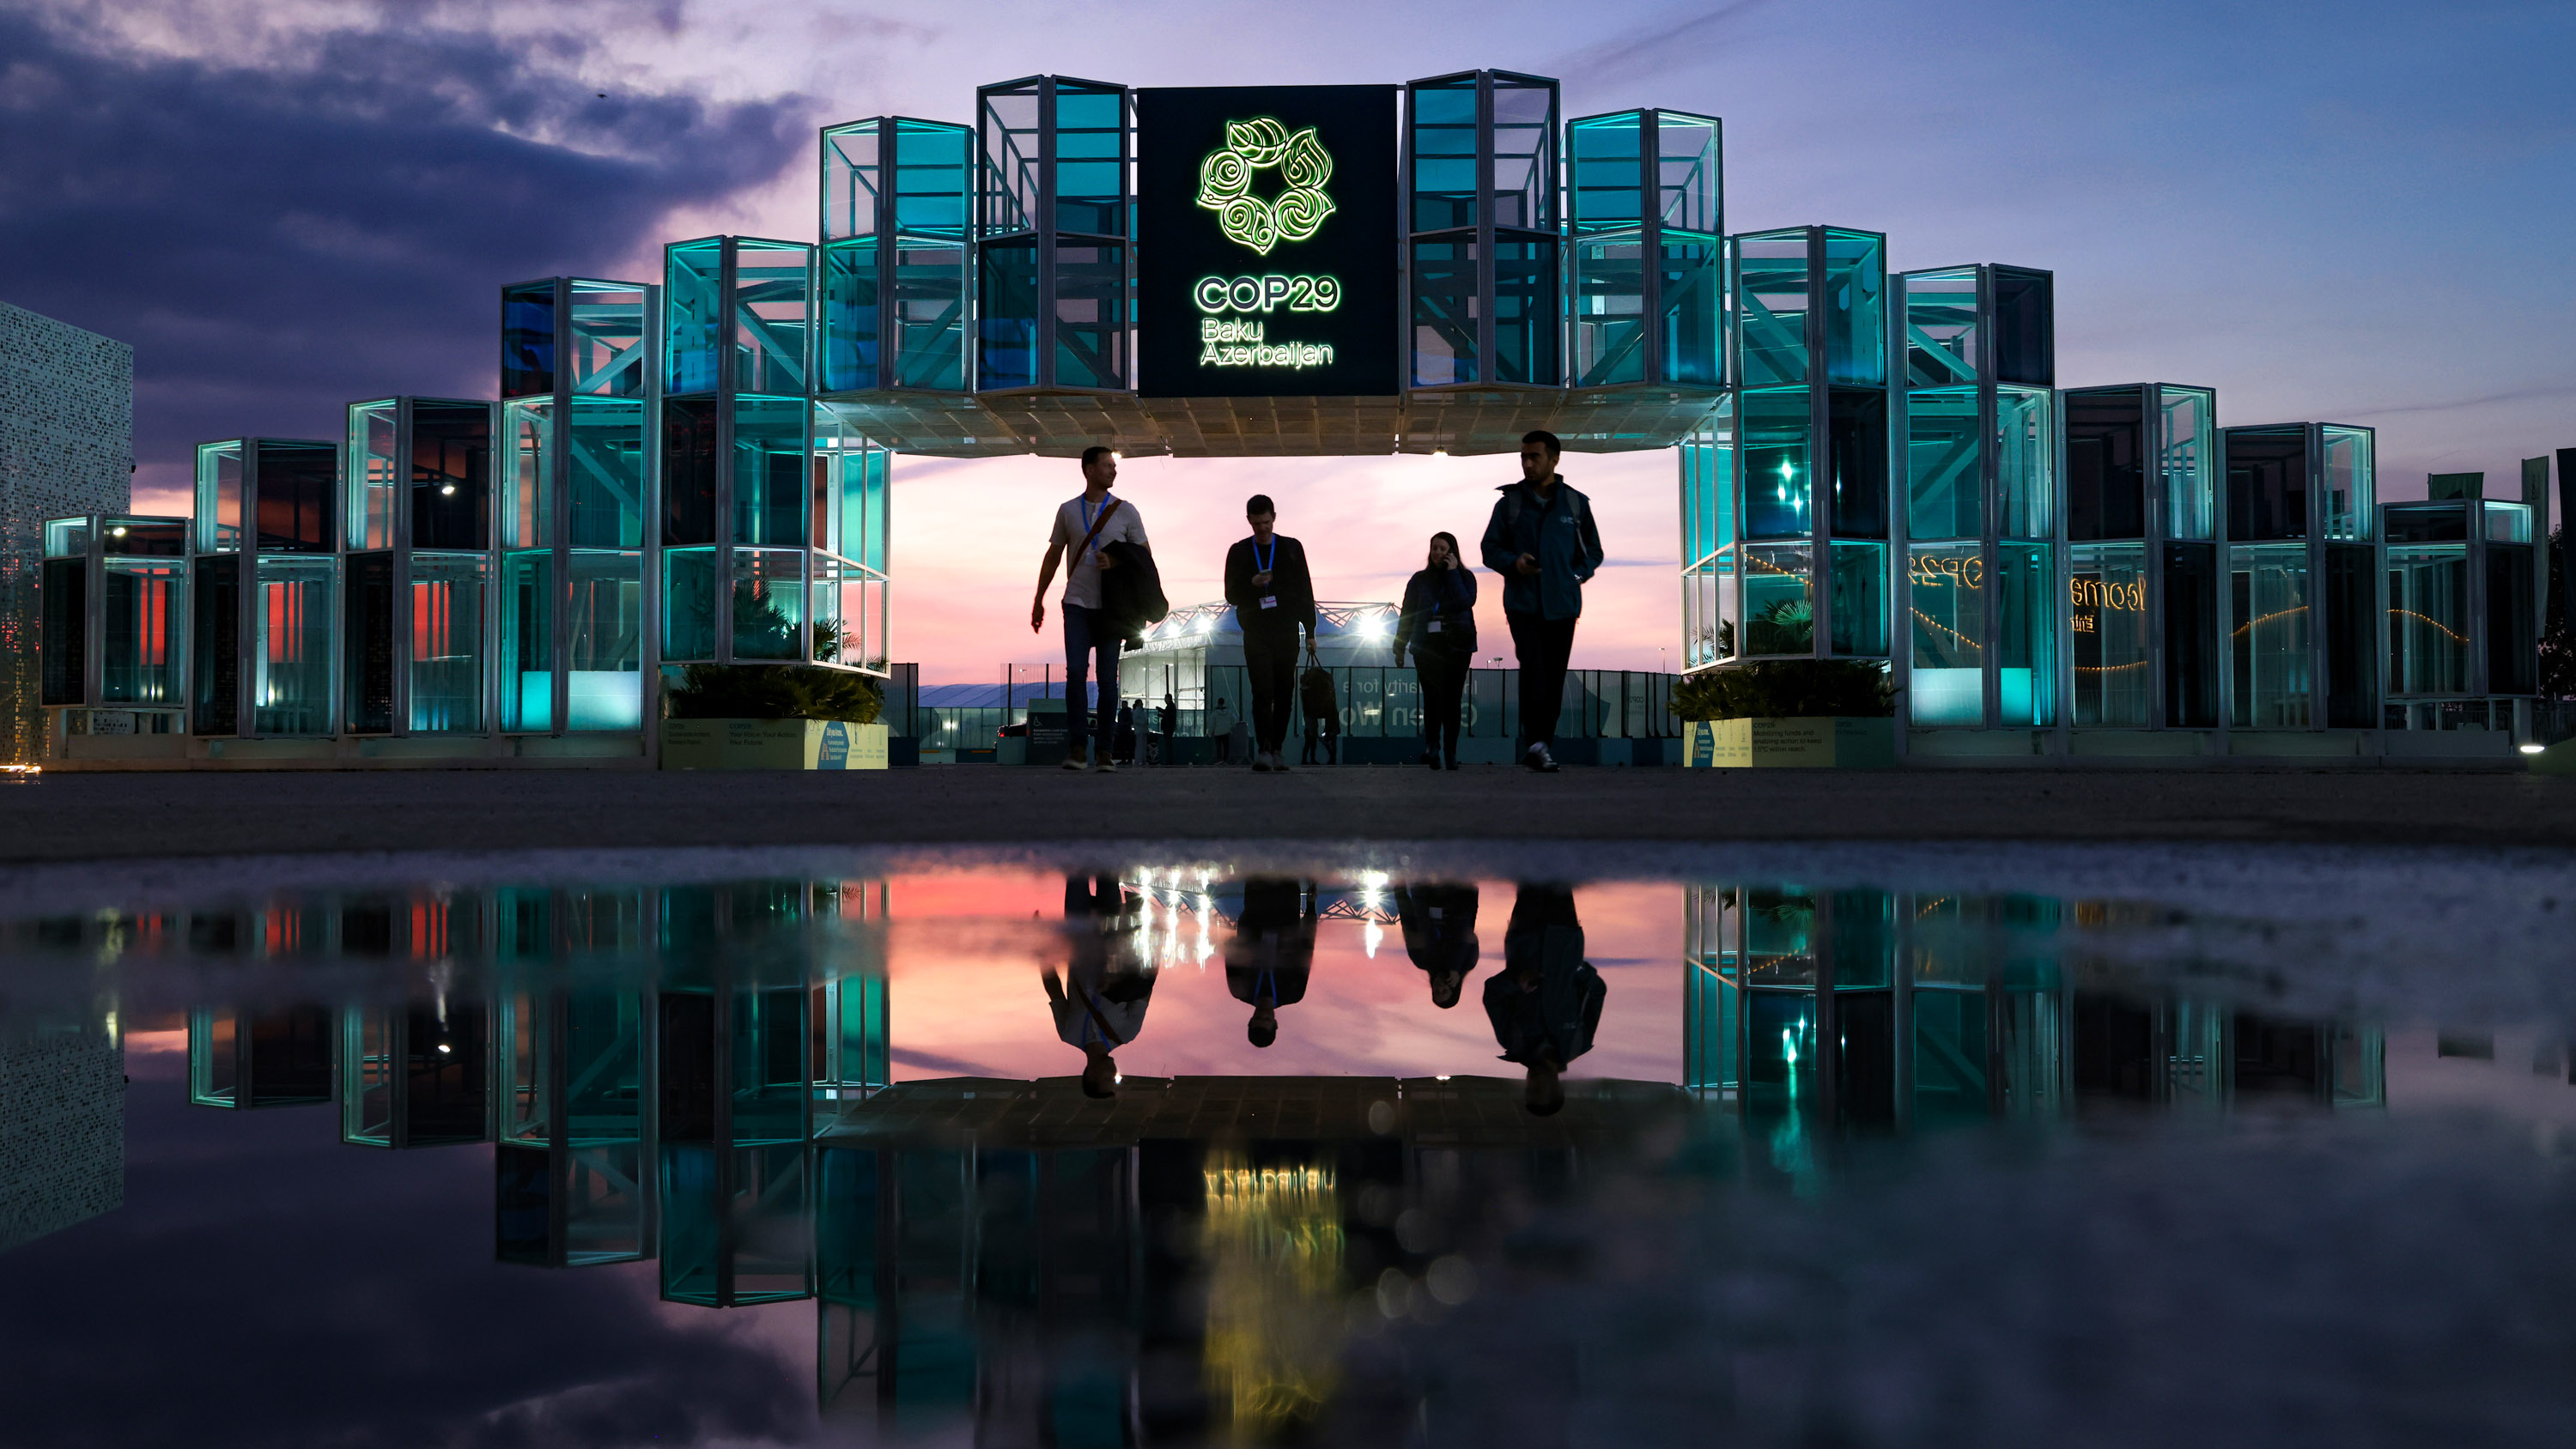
[1479,430,1602,773]
[1046,873,1155,1096]
[1224,877,1316,1047]
[1484,884,1603,1115]
[1224,494,1319,773]
[1395,882,1481,1009]
[1394,531,1477,770]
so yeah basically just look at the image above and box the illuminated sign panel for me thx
[1137,85,1397,397]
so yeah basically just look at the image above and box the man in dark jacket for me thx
[1479,430,1604,773]
[1395,881,1480,1009]
[1225,877,1315,1047]
[1223,494,1319,773]
[1483,882,1604,1116]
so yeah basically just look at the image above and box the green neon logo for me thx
[1196,117,1334,257]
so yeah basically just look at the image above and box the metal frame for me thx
[817,116,975,394]
[191,437,339,739]
[1403,70,1563,392]
[974,75,1134,395]
[2219,421,2382,732]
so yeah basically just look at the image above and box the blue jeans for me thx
[1062,603,1121,759]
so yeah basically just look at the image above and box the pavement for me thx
[3,762,2575,863]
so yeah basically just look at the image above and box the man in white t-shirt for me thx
[1032,446,1151,772]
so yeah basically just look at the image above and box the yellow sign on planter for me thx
[1687,717,1895,769]
[661,719,889,771]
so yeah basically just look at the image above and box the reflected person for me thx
[1045,873,1156,1097]
[1484,884,1604,1115]
[1225,877,1317,1048]
[1394,882,1481,1009]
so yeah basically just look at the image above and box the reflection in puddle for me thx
[3,852,2573,1446]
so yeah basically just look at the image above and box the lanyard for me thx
[1078,495,1109,561]
[1252,536,1275,575]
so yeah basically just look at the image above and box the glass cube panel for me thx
[2381,501,2467,544]
[894,119,970,239]
[1684,561,1734,669]
[1990,268,2052,387]
[1408,79,1479,232]
[1568,112,1643,233]
[732,396,809,547]
[823,119,881,242]
[502,399,550,549]
[2065,386,2145,542]
[100,561,184,706]
[1571,234,1645,386]
[977,236,1039,389]
[1906,387,1981,543]
[1827,389,1887,540]
[665,239,725,396]
[662,398,718,547]
[2225,427,2308,542]
[347,400,399,551]
[1492,237,1558,385]
[568,397,647,549]
[500,549,553,732]
[2163,542,2221,729]
[1054,240,1127,389]
[1661,234,1723,386]
[1741,388,1813,541]
[1821,230,1886,387]
[567,551,644,731]
[1904,269,1979,387]
[734,549,807,660]
[892,240,968,389]
[1735,232,1808,387]
[1492,78,1556,229]
[1997,543,2056,726]
[1741,543,1814,656]
[256,443,336,553]
[2070,543,2151,726]
[196,441,243,553]
[1908,544,1984,725]
[192,555,240,733]
[42,518,88,558]
[1657,112,1719,233]
[1410,239,1477,385]
[103,518,185,558]
[2159,387,2216,541]
[1680,427,1730,567]
[860,578,889,671]
[1996,386,2054,539]
[2321,426,2372,542]
[411,402,490,553]
[2484,501,2532,543]
[1828,542,1888,656]
[1053,84,1127,237]
[2230,544,2312,728]
[662,548,720,663]
[818,238,879,392]
[568,281,648,397]
[252,555,336,735]
[979,82,1041,233]
[810,555,863,667]
[2385,545,2470,697]
[501,282,555,399]
[733,240,810,398]
[410,552,488,732]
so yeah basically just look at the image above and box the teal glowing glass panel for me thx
[661,548,719,662]
[1492,237,1558,385]
[346,400,398,550]
[2385,545,2470,697]
[2231,544,2312,727]
[1567,112,1643,233]
[732,396,809,547]
[1408,79,1478,231]
[2159,386,2215,541]
[501,398,550,549]
[1741,543,1813,656]
[42,518,88,557]
[1681,431,1718,566]
[195,441,243,554]
[1998,544,2054,725]
[2484,501,2532,543]
[566,550,643,730]
[1822,229,1885,387]
[409,552,487,732]
[568,397,646,549]
[732,239,811,397]
[1904,269,1978,387]
[1657,112,1719,233]
[1571,234,1645,385]
[822,120,881,242]
[252,555,335,735]
[1997,385,2054,539]
[810,555,861,668]
[892,239,967,389]
[1053,84,1126,237]
[568,281,649,398]
[1908,543,1984,725]
[1740,387,1811,541]
[977,236,1038,389]
[99,561,184,706]
[2070,543,2150,726]
[1734,231,1807,387]
[1907,387,1980,542]
[1054,240,1127,388]
[1410,239,1476,385]
[2321,425,2372,541]
[1661,233,1722,386]
[499,549,552,732]
[664,239,724,395]
[895,119,970,239]
[733,548,806,660]
[821,239,883,392]
[1828,542,1887,656]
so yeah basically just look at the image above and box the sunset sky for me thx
[4,0,2568,682]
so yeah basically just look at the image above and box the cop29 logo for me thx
[1196,117,1335,257]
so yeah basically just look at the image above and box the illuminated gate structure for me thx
[35,69,2555,765]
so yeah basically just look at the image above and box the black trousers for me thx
[1417,652,1467,759]
[1506,610,1577,750]
[1242,628,1299,755]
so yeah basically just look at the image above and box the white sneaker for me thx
[1060,747,1086,771]
[1093,756,1118,773]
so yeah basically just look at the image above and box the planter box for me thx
[661,718,887,771]
[1686,717,1894,768]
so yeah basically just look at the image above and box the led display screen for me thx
[1136,85,1398,397]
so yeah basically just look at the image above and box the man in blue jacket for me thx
[1479,430,1605,773]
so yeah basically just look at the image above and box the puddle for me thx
[2,843,2572,1446]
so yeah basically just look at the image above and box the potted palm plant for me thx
[660,585,889,770]
[1671,635,1896,768]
